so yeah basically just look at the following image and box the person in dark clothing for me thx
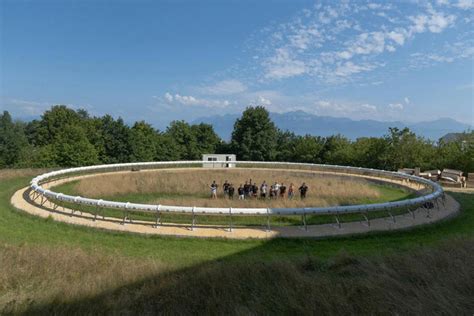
[299,182,308,199]
[223,180,230,198]
[252,182,258,198]
[279,183,286,198]
[243,181,250,198]
[238,184,245,200]
[228,183,235,200]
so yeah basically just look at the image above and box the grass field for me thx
[50,168,414,226]
[62,168,401,208]
[1,171,473,314]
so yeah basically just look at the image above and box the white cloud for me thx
[256,1,460,84]
[164,92,174,102]
[312,100,378,117]
[250,96,272,106]
[404,97,410,104]
[409,8,456,34]
[388,103,404,110]
[263,48,306,79]
[202,80,247,95]
[456,0,474,9]
[333,62,377,78]
[163,93,231,108]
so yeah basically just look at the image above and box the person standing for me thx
[210,180,218,199]
[288,183,294,200]
[279,183,286,198]
[243,181,250,198]
[238,184,245,200]
[299,182,308,200]
[228,183,235,200]
[223,180,230,198]
[260,181,267,199]
[252,182,258,198]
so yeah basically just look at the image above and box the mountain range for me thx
[191,111,472,141]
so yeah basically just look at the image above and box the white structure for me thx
[202,154,236,168]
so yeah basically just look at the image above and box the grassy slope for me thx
[1,175,474,314]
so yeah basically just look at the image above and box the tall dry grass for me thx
[2,240,473,314]
[71,168,383,207]
[0,168,52,181]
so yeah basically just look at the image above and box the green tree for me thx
[231,106,278,161]
[322,135,354,165]
[129,121,158,162]
[99,115,131,163]
[53,125,99,167]
[383,127,435,170]
[352,137,389,169]
[166,121,199,159]
[31,105,86,146]
[0,111,29,168]
[292,135,325,163]
[191,123,221,155]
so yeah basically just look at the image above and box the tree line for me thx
[0,105,472,173]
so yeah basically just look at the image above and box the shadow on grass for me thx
[18,237,474,315]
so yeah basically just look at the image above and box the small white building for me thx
[202,154,236,168]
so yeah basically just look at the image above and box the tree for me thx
[352,137,389,169]
[383,127,435,170]
[231,106,278,161]
[166,121,199,159]
[293,135,325,163]
[99,115,131,163]
[322,135,354,165]
[0,111,29,168]
[31,105,86,146]
[191,123,221,155]
[129,121,158,162]
[53,125,98,167]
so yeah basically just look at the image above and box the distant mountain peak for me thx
[191,110,471,141]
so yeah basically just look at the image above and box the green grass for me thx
[2,173,474,314]
[51,180,415,226]
[1,175,473,267]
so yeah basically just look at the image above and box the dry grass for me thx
[69,168,383,208]
[1,240,473,314]
[0,168,52,181]
[0,243,167,313]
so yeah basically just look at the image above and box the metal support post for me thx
[228,208,233,232]
[302,213,307,231]
[387,211,396,223]
[334,215,341,229]
[191,206,196,231]
[266,208,271,232]
[362,212,370,227]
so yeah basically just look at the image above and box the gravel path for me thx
[9,170,461,239]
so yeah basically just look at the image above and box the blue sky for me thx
[1,0,473,128]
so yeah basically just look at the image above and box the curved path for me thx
[11,174,460,239]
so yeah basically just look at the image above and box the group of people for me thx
[209,179,308,200]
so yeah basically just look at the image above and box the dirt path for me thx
[10,169,460,239]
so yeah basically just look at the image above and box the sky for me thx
[1,0,473,129]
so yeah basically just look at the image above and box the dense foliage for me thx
[0,106,472,173]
